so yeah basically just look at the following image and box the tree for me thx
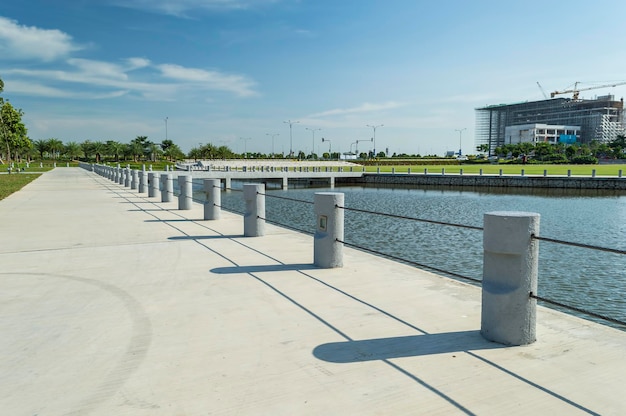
[64,141,82,160]
[164,143,184,161]
[34,139,49,159]
[0,101,29,164]
[81,140,94,160]
[106,140,125,162]
[91,141,106,163]
[46,138,64,159]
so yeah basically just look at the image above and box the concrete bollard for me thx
[243,184,265,237]
[131,170,138,190]
[479,168,483,176]
[203,179,221,220]
[161,173,173,202]
[392,168,395,174]
[441,168,445,175]
[148,172,159,197]
[139,170,148,193]
[124,168,131,187]
[499,169,503,176]
[481,211,540,346]
[178,175,193,210]
[592,169,596,178]
[521,169,525,177]
[424,168,428,175]
[407,168,411,175]
[568,170,571,177]
[619,169,623,178]
[543,169,547,177]
[314,192,344,268]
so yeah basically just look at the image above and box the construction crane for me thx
[536,82,548,99]
[550,81,626,100]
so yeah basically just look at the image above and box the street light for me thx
[266,133,279,157]
[283,120,300,157]
[306,128,321,158]
[322,138,332,157]
[455,128,467,156]
[367,124,383,156]
[240,137,251,158]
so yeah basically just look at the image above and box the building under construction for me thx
[475,94,625,154]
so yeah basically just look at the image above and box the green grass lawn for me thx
[0,173,41,200]
[363,164,626,176]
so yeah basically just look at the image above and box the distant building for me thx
[476,95,625,154]
[504,124,580,145]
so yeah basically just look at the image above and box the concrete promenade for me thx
[1,167,626,415]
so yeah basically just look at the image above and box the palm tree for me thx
[34,139,48,159]
[64,141,82,160]
[106,140,125,162]
[91,141,106,163]
[46,138,64,159]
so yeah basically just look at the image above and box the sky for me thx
[2,0,626,157]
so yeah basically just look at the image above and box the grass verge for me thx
[0,174,41,200]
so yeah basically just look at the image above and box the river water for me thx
[202,182,626,329]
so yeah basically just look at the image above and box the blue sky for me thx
[2,0,626,156]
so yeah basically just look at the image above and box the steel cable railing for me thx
[332,203,626,329]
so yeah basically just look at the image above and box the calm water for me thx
[196,181,626,329]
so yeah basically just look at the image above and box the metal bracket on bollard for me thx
[314,192,344,268]
[481,211,540,346]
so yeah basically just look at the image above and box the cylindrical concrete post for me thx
[124,168,131,187]
[479,168,483,176]
[203,179,221,220]
[224,177,232,191]
[592,169,596,178]
[619,169,623,178]
[148,172,159,197]
[314,192,344,268]
[161,173,173,202]
[521,169,525,177]
[178,175,193,210]
[568,169,571,177]
[131,170,138,190]
[499,169,503,176]
[243,184,265,237]
[481,211,540,346]
[282,177,288,190]
[543,169,547,177]
[139,170,148,193]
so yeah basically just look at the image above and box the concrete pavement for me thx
[1,167,625,415]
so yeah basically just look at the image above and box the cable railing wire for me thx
[532,234,626,256]
[530,292,626,328]
[337,238,482,284]
[138,182,626,329]
[258,192,314,205]
[256,215,314,235]
[336,205,484,231]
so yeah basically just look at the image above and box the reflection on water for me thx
[211,182,626,329]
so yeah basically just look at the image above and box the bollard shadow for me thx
[211,263,317,274]
[313,330,503,363]
[168,235,242,241]
[146,218,202,222]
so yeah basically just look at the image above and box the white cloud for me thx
[115,0,279,17]
[6,80,128,99]
[307,102,406,118]
[67,59,130,81]
[158,64,257,96]
[0,16,82,61]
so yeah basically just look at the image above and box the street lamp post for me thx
[306,128,321,158]
[455,128,467,156]
[367,124,383,157]
[266,133,279,157]
[322,138,332,158]
[283,120,300,157]
[240,137,251,158]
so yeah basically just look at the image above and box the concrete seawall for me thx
[342,173,626,190]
